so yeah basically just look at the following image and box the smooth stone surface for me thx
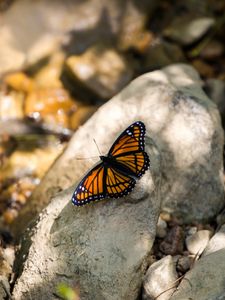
[186,230,212,255]
[164,16,215,46]
[12,139,161,300]
[203,224,225,256]
[143,255,178,300]
[11,63,224,238]
[170,249,225,300]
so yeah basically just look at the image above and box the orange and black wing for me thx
[114,151,149,178]
[105,167,136,198]
[72,163,106,206]
[108,121,150,178]
[108,121,146,157]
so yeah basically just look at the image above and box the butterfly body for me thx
[99,155,139,179]
[72,121,150,206]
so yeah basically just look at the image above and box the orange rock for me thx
[4,72,34,93]
[25,88,77,128]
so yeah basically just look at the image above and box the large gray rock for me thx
[170,249,225,300]
[12,138,161,299]
[12,63,224,239]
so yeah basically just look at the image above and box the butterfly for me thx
[72,121,150,206]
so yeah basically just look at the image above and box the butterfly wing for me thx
[108,121,146,157]
[115,151,150,178]
[72,163,106,206]
[108,121,150,178]
[105,166,136,198]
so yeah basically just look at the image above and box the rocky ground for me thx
[0,1,225,300]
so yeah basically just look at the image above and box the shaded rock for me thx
[204,79,225,127]
[160,226,184,255]
[143,40,186,71]
[170,248,225,300]
[11,64,224,237]
[176,256,192,273]
[12,140,161,299]
[143,255,178,300]
[199,40,224,60]
[0,0,128,74]
[117,0,157,52]
[163,16,215,46]
[203,224,225,256]
[34,51,65,89]
[63,44,134,100]
[191,59,215,78]
[185,230,212,255]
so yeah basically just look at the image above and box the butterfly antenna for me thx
[75,156,99,160]
[93,138,102,155]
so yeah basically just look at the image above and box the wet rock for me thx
[12,141,161,299]
[143,255,178,300]
[185,230,212,255]
[163,16,215,46]
[25,88,77,128]
[203,224,225,256]
[12,64,224,237]
[170,248,225,300]
[0,91,24,120]
[204,79,225,127]
[156,216,167,238]
[143,40,186,70]
[64,44,134,100]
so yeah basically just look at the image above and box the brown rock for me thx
[25,88,77,128]
[160,226,184,255]
[191,59,215,78]
[64,44,134,100]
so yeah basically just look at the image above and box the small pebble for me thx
[185,230,212,255]
[156,216,167,238]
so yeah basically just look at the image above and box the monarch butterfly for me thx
[72,121,150,206]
